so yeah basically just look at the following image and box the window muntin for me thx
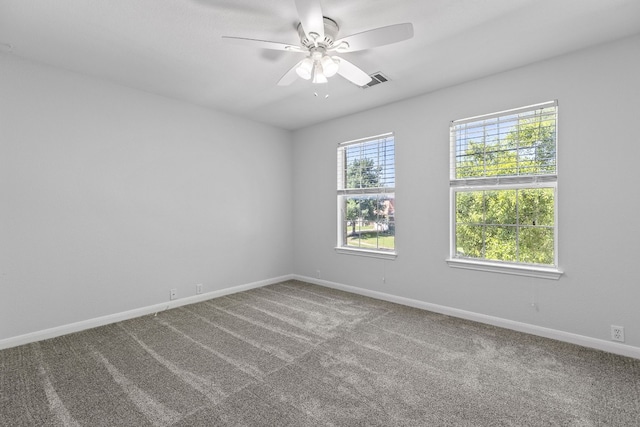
[338,133,395,254]
[450,102,557,268]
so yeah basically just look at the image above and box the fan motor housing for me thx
[297,17,339,49]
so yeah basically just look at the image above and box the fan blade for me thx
[222,36,303,52]
[335,57,372,86]
[332,23,414,53]
[277,61,303,86]
[294,0,324,41]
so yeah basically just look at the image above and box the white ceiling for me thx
[1,0,639,130]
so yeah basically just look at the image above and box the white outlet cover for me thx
[611,325,625,342]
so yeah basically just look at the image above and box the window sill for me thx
[446,258,562,280]
[335,247,397,260]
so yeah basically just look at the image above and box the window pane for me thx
[456,191,483,224]
[519,226,554,265]
[491,149,518,176]
[518,188,555,227]
[343,194,395,251]
[485,121,518,175]
[485,226,517,262]
[455,224,484,259]
[455,143,484,179]
[485,190,516,225]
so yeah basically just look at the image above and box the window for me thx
[448,101,561,279]
[336,133,396,259]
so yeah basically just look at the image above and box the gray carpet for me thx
[1,280,639,426]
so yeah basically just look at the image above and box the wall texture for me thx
[0,55,293,341]
[292,35,640,352]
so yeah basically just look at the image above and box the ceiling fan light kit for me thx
[295,46,339,83]
[222,0,414,88]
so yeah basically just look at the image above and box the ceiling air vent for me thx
[362,72,389,88]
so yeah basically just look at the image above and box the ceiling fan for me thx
[222,0,414,87]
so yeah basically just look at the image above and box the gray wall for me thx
[292,35,640,348]
[0,55,293,341]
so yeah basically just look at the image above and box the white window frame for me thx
[336,132,397,260]
[446,101,562,279]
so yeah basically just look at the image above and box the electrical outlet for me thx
[196,284,203,295]
[611,325,625,342]
[170,288,177,300]
[316,270,321,279]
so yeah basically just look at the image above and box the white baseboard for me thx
[0,274,294,351]
[5,273,638,360]
[294,275,640,360]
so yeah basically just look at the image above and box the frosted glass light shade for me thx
[296,58,313,80]
[312,64,328,84]
[321,55,339,77]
